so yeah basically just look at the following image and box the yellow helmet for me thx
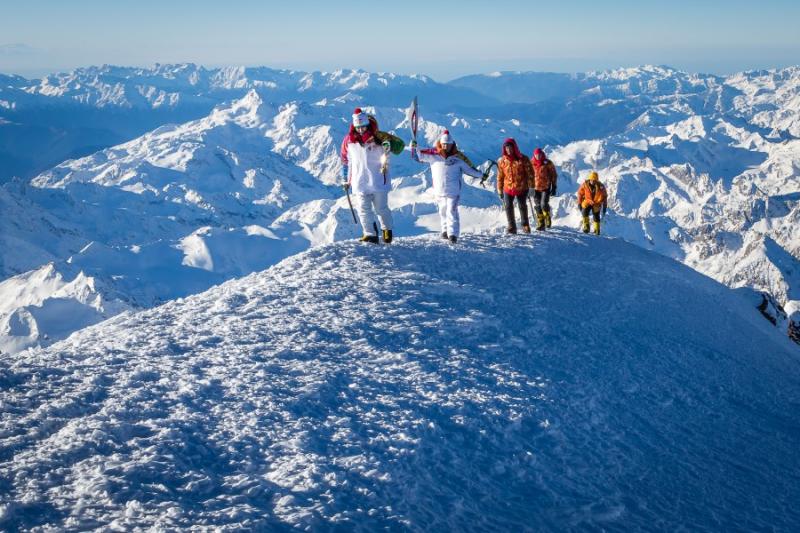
[588,171,599,181]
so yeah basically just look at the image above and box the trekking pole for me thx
[343,185,358,224]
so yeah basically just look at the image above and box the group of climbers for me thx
[340,107,608,243]
[494,140,561,234]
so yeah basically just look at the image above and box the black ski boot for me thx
[449,235,457,244]
[441,231,448,240]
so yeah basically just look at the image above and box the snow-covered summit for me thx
[2,85,558,353]
[2,233,797,530]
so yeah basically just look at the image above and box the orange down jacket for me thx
[497,156,535,195]
[533,159,558,191]
[577,180,608,209]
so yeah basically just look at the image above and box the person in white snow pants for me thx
[411,130,485,243]
[340,108,404,244]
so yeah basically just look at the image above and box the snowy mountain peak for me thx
[220,88,271,124]
[3,233,798,529]
[593,64,682,79]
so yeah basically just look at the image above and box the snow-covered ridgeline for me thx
[3,64,800,352]
[1,234,797,530]
[2,88,556,353]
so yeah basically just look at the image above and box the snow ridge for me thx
[3,64,800,351]
[1,233,797,530]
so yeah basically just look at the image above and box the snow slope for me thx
[0,263,129,355]
[1,233,798,530]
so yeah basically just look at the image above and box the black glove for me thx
[342,182,351,193]
[550,184,557,196]
[498,191,504,200]
[603,206,608,217]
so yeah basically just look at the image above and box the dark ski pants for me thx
[581,205,602,222]
[533,189,551,215]
[504,191,529,230]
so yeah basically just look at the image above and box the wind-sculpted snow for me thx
[1,234,798,530]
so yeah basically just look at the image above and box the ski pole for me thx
[344,185,358,224]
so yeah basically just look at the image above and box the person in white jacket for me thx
[411,130,486,243]
[340,108,404,243]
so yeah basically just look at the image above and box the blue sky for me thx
[2,0,799,80]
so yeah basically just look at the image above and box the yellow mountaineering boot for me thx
[536,213,546,231]
[382,229,393,243]
[582,216,590,233]
[593,220,601,235]
[544,210,552,228]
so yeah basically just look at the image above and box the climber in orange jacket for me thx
[497,138,535,234]
[576,171,608,235]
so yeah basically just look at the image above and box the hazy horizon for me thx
[3,0,799,82]
[3,57,800,84]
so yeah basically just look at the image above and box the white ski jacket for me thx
[417,149,484,197]
[345,140,392,194]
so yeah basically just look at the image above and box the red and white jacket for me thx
[341,131,391,194]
